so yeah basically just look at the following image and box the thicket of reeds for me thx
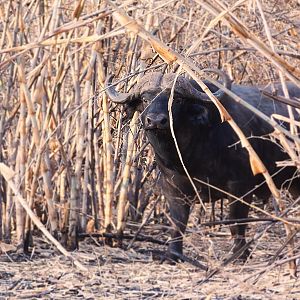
[0,0,299,274]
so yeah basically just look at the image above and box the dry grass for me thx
[1,216,300,299]
[0,0,300,298]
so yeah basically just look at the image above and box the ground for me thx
[1,218,299,300]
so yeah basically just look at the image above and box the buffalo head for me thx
[105,69,231,124]
[105,70,231,168]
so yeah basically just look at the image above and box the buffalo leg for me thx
[228,198,250,259]
[167,198,190,261]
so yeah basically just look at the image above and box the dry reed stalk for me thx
[129,135,143,220]
[95,48,115,233]
[102,92,115,233]
[113,107,123,169]
[0,163,87,271]
[68,175,78,250]
[4,187,13,243]
[0,3,13,143]
[59,168,68,236]
[73,63,91,229]
[80,46,98,231]
[26,79,45,247]
[102,121,109,227]
[81,146,89,231]
[0,0,15,243]
[24,70,50,247]
[3,132,13,243]
[24,153,42,249]
[139,1,155,71]
[69,40,85,237]
[14,80,26,250]
[116,111,139,236]
[93,105,103,229]
[0,2,13,51]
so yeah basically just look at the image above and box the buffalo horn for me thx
[105,75,132,104]
[188,68,232,102]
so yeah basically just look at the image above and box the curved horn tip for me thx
[183,68,232,103]
[202,68,232,90]
[105,74,114,85]
[104,74,132,104]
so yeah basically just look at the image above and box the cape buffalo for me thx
[105,69,300,261]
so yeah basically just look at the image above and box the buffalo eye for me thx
[141,94,148,102]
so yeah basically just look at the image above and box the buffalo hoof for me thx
[160,250,183,265]
[231,239,251,261]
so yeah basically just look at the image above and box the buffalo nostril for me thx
[144,113,168,129]
[146,117,153,126]
[160,117,167,125]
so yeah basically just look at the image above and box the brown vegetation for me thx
[0,0,299,298]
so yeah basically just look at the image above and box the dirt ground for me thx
[1,218,299,300]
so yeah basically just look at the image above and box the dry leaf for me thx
[249,155,265,176]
